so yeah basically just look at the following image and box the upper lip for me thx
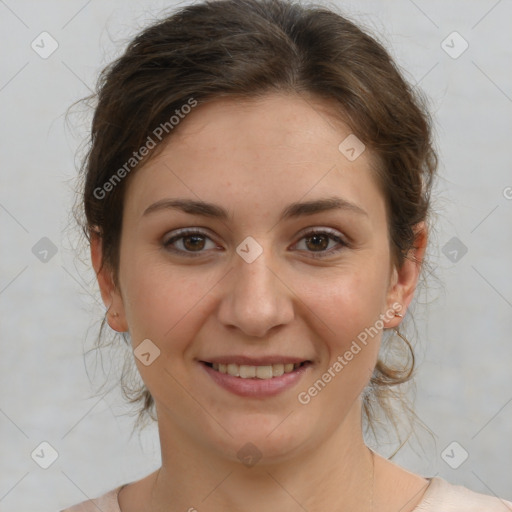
[200,356,311,366]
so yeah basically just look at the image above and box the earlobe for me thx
[90,229,128,333]
[384,221,428,328]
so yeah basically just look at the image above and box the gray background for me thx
[1,0,511,510]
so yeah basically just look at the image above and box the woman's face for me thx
[95,92,424,464]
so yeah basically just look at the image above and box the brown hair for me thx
[74,0,438,450]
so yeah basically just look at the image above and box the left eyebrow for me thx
[141,196,368,221]
[280,196,368,220]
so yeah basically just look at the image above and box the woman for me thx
[63,0,512,510]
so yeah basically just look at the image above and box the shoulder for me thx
[414,476,512,511]
[60,485,125,512]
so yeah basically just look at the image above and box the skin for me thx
[91,92,430,511]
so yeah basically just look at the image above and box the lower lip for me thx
[200,362,311,398]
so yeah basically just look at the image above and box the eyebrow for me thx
[142,196,368,221]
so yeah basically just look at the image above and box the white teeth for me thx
[272,363,284,377]
[239,365,256,378]
[227,363,239,377]
[210,362,304,379]
[255,366,273,379]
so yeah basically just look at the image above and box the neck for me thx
[149,399,375,512]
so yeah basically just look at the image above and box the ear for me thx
[384,221,428,329]
[90,229,128,332]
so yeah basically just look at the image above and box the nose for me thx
[217,244,294,338]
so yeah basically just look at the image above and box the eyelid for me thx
[162,227,221,257]
[295,226,346,242]
[292,227,349,258]
[162,226,349,258]
[163,226,216,241]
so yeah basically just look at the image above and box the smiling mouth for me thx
[202,361,310,379]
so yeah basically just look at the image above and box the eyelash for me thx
[162,228,348,259]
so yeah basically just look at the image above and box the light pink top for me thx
[61,476,512,511]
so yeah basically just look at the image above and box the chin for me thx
[203,412,315,465]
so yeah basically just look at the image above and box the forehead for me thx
[123,92,386,225]
[167,92,364,165]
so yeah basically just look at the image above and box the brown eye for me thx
[182,234,206,251]
[304,233,330,252]
[294,229,347,259]
[163,229,218,257]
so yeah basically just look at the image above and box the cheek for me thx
[119,259,214,398]
[290,266,389,438]
[296,260,390,402]
[119,251,218,352]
